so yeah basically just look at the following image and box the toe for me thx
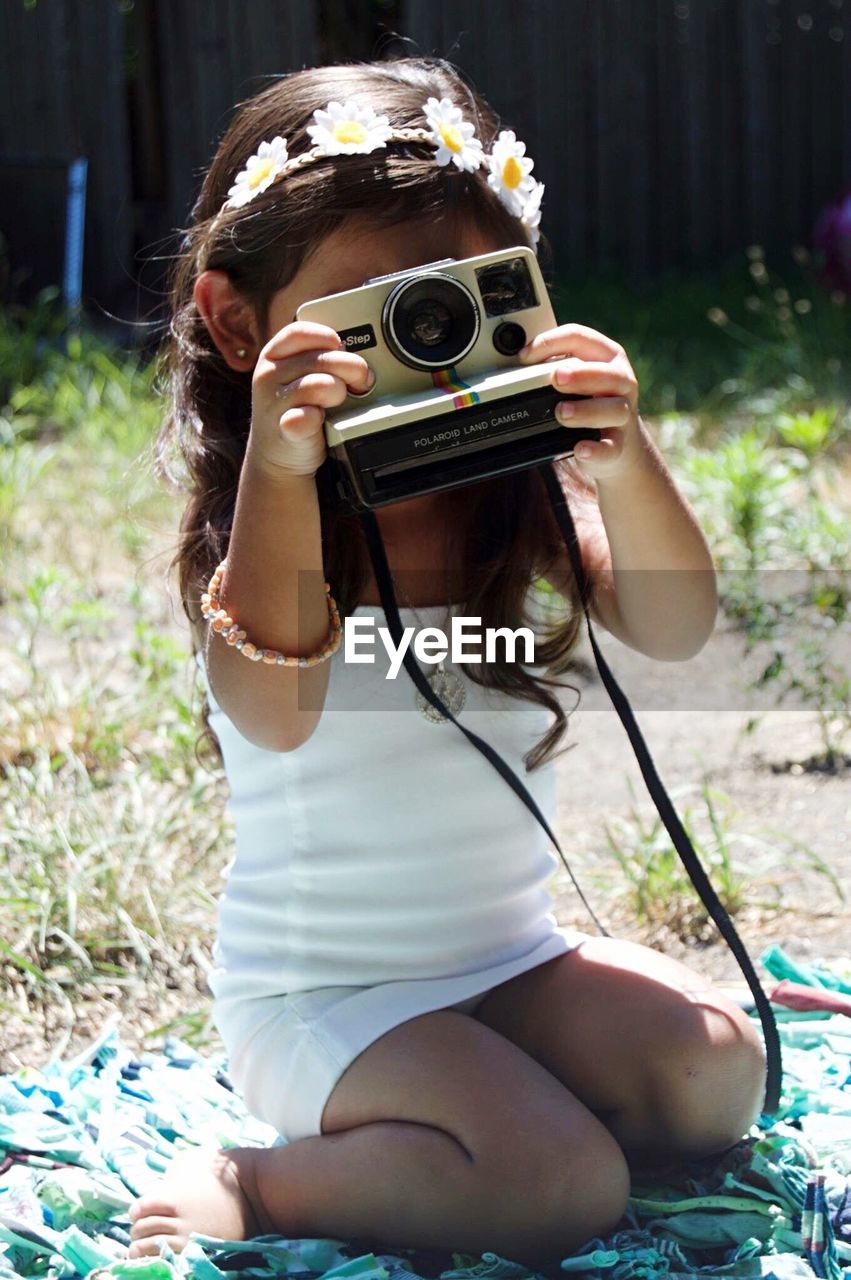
[127,1224,187,1258]
[128,1239,156,1259]
[128,1237,178,1259]
[130,1196,179,1221]
[130,1214,181,1242]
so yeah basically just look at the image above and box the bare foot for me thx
[128,1145,265,1257]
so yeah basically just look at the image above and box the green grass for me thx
[594,778,845,945]
[0,299,228,1055]
[0,255,849,1058]
[552,243,851,427]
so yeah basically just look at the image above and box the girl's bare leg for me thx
[472,937,767,1165]
[129,1009,631,1270]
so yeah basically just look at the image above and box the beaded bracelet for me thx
[200,558,343,667]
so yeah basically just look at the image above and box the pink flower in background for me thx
[813,187,851,293]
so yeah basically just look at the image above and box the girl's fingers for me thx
[273,371,352,412]
[278,405,327,437]
[272,405,329,475]
[552,360,637,399]
[261,320,342,362]
[248,325,340,478]
[556,395,631,426]
[254,324,344,390]
[519,323,623,364]
[573,431,623,468]
[268,348,374,396]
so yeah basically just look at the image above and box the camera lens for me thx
[409,299,454,347]
[492,321,527,356]
[383,273,480,370]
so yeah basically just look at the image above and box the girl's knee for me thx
[540,1121,631,1243]
[473,1115,630,1258]
[650,1001,767,1155]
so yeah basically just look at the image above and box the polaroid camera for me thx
[296,246,598,510]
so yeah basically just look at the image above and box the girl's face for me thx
[261,218,505,346]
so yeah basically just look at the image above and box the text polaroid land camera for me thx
[296,246,599,510]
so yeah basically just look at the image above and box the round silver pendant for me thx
[416,663,467,723]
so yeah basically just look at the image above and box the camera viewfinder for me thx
[475,257,538,317]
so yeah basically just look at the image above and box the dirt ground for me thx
[552,620,850,979]
[2,618,848,1072]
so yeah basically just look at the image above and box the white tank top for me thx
[196,592,565,1008]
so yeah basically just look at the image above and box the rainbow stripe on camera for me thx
[432,367,482,410]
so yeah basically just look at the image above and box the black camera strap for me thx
[357,459,781,1120]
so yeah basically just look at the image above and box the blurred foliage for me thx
[553,243,850,427]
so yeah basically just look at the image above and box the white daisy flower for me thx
[226,136,289,208]
[520,180,545,247]
[487,130,536,217]
[423,97,484,172]
[306,99,393,155]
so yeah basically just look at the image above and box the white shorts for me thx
[216,925,592,1143]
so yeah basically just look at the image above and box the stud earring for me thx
[236,347,247,358]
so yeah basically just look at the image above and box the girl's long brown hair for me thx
[155,56,603,771]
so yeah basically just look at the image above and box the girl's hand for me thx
[518,323,642,483]
[248,321,374,478]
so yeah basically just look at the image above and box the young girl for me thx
[129,57,766,1270]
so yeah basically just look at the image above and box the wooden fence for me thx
[1,0,848,323]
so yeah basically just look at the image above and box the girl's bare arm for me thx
[544,424,717,661]
[198,460,331,752]
[525,325,717,660]
[194,322,373,752]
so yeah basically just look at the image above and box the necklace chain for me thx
[391,565,467,725]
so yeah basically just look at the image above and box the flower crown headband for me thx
[210,96,544,247]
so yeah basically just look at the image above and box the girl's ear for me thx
[193,271,263,371]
